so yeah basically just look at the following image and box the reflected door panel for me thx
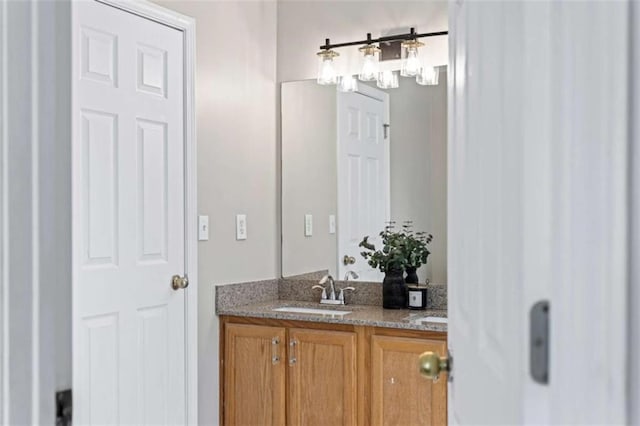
[337,88,388,281]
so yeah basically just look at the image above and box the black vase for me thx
[383,269,407,309]
[405,267,419,284]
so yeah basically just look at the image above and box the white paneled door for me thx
[337,86,389,282]
[72,1,188,424]
[447,1,629,424]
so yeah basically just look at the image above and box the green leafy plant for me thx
[359,222,406,273]
[401,222,433,269]
[358,221,433,273]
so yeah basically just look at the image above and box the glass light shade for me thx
[416,66,439,86]
[401,46,422,77]
[358,45,379,81]
[317,50,339,85]
[337,75,358,92]
[376,70,399,89]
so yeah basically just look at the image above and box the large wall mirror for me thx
[281,70,447,284]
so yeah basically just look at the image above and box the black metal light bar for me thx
[319,27,448,51]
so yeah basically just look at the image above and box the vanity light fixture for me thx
[358,36,380,81]
[358,45,380,81]
[400,37,425,77]
[316,46,340,85]
[315,28,447,89]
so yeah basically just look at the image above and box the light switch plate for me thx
[304,214,313,237]
[236,214,247,240]
[329,215,336,234]
[198,215,209,241]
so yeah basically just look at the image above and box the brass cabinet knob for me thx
[171,275,189,290]
[419,351,450,382]
[343,255,356,265]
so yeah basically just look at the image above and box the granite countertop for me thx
[218,299,448,332]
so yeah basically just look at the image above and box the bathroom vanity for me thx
[218,298,447,426]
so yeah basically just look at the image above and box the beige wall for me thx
[277,0,448,82]
[153,1,278,425]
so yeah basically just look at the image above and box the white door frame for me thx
[630,1,640,421]
[71,1,198,424]
[1,1,70,423]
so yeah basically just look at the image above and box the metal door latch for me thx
[530,300,550,384]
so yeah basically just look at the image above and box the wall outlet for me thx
[304,214,313,237]
[198,215,209,241]
[329,215,336,234]
[236,214,247,240]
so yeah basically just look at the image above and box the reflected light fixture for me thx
[377,70,399,89]
[416,66,440,86]
[401,39,425,77]
[316,48,339,85]
[337,75,358,92]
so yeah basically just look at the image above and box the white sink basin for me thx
[273,307,352,316]
[405,315,448,324]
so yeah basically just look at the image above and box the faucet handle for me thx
[312,284,327,300]
[344,271,359,281]
[338,286,356,303]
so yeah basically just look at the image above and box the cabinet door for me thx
[371,335,447,426]
[224,324,286,426]
[288,328,357,425]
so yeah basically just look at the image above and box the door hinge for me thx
[383,123,390,139]
[55,389,72,426]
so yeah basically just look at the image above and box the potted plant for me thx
[359,222,408,309]
[400,222,433,284]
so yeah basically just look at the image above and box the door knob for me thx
[343,255,356,265]
[419,351,450,382]
[171,275,189,290]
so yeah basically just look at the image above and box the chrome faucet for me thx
[319,274,337,301]
[344,271,359,281]
[312,274,355,305]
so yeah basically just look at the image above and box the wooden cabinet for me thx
[221,316,446,426]
[288,328,357,425]
[223,323,286,426]
[371,335,447,426]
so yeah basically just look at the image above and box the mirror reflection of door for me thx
[281,75,447,285]
[337,86,389,281]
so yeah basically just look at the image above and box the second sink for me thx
[273,306,352,316]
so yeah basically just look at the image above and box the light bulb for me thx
[337,75,358,92]
[401,47,421,77]
[416,66,439,86]
[376,70,399,89]
[358,45,380,82]
[401,39,424,77]
[317,50,339,85]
